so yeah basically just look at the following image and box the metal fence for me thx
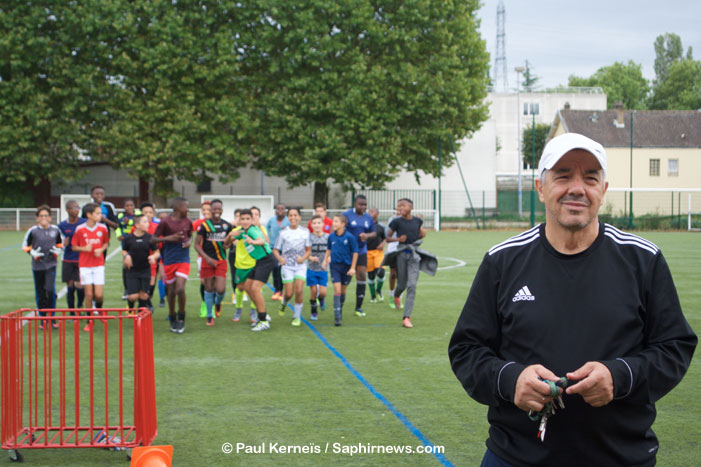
[603,188,701,230]
[0,209,61,232]
[299,209,438,230]
[0,208,200,232]
[352,189,439,229]
[486,188,701,230]
[353,189,437,211]
[4,188,701,231]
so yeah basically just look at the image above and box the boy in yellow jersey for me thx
[229,207,269,324]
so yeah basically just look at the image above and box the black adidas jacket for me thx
[449,223,697,467]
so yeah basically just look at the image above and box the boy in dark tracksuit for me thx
[23,205,64,329]
[386,198,425,328]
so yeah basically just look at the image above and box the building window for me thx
[196,179,212,193]
[668,159,679,176]
[649,159,660,177]
[523,102,540,115]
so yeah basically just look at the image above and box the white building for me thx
[384,120,497,218]
[384,88,607,217]
[491,88,606,176]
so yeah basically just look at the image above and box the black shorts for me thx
[250,254,274,283]
[126,269,151,295]
[356,253,367,268]
[61,261,80,283]
[228,248,237,274]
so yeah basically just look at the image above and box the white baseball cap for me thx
[538,133,607,179]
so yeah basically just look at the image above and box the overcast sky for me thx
[476,0,701,91]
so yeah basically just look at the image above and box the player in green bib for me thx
[225,209,274,332]
[230,221,268,324]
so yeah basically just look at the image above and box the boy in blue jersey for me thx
[58,200,87,311]
[343,195,375,317]
[322,215,358,326]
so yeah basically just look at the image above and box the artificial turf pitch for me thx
[0,229,699,466]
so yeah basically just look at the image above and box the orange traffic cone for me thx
[130,445,173,467]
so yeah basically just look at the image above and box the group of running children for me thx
[23,188,426,333]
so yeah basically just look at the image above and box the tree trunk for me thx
[34,178,52,206]
[313,181,328,207]
[138,176,150,204]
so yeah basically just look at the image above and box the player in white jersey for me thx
[273,207,311,326]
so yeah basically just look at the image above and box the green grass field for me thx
[0,229,699,466]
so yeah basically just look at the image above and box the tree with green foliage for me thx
[93,1,253,195]
[653,33,692,86]
[521,60,539,92]
[649,59,701,110]
[2,1,490,201]
[649,33,700,110]
[0,3,103,185]
[521,123,550,169]
[568,61,649,110]
[244,1,490,202]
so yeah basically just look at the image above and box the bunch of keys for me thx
[529,377,568,442]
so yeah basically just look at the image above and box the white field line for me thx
[436,256,467,271]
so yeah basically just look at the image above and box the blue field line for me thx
[266,283,453,466]
[0,242,21,252]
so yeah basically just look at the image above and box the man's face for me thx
[240,214,252,229]
[92,188,105,203]
[355,198,367,214]
[211,203,223,221]
[201,204,212,220]
[395,202,405,217]
[536,150,608,232]
[275,204,286,217]
[124,201,135,215]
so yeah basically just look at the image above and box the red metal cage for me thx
[1,308,157,461]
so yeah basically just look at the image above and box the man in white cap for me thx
[449,133,696,466]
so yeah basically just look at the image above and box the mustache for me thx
[559,195,591,206]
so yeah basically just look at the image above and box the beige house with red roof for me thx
[549,108,701,216]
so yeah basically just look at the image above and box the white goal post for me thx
[59,194,93,222]
[200,195,275,224]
